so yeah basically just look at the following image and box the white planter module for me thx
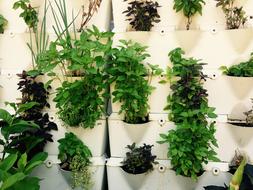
[215,122,253,163]
[108,113,173,159]
[44,114,108,157]
[107,158,232,190]
[31,156,106,190]
[205,75,253,117]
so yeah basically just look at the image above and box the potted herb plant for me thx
[122,0,161,31]
[173,0,206,30]
[57,132,93,190]
[159,48,219,180]
[107,40,172,159]
[121,143,157,174]
[215,0,247,30]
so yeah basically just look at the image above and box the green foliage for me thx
[107,40,162,124]
[123,0,161,31]
[13,0,38,30]
[215,0,247,29]
[45,27,113,128]
[121,143,157,174]
[173,0,205,30]
[159,48,218,180]
[0,152,47,190]
[220,53,253,77]
[58,132,92,189]
[58,132,92,169]
[0,15,8,34]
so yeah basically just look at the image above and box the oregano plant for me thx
[107,40,162,124]
[173,0,205,30]
[158,48,219,180]
[123,0,161,31]
[215,0,247,29]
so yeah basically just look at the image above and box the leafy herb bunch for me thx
[173,0,205,30]
[40,26,113,128]
[220,53,253,77]
[58,132,92,189]
[121,143,157,174]
[13,0,39,30]
[159,48,218,180]
[107,40,162,124]
[215,0,247,29]
[11,71,58,159]
[123,0,161,31]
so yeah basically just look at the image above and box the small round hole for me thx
[250,16,253,19]
[213,74,216,77]
[159,166,164,170]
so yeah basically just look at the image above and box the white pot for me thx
[215,122,253,163]
[107,158,232,190]
[108,113,173,159]
[205,75,253,117]
[44,115,108,157]
[31,156,106,190]
[0,33,33,69]
[107,158,196,190]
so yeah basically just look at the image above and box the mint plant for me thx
[159,48,218,180]
[220,53,253,77]
[107,40,162,124]
[215,0,247,29]
[123,0,161,31]
[173,0,205,30]
[13,0,38,30]
[58,132,92,189]
[0,14,8,34]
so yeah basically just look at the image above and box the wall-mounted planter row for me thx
[31,156,106,190]
[112,0,253,32]
[107,158,232,190]
[0,0,111,33]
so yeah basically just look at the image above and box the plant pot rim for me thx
[227,119,253,128]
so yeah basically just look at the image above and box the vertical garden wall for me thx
[1,0,253,190]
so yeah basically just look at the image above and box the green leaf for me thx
[0,154,17,171]
[24,152,48,174]
[0,109,12,125]
[17,153,27,171]
[1,173,26,190]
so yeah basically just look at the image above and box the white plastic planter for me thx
[44,114,107,157]
[46,0,111,33]
[31,156,106,190]
[110,76,170,114]
[215,122,253,163]
[108,113,173,159]
[107,158,232,190]
[205,75,253,117]
[0,33,33,70]
[113,29,253,70]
